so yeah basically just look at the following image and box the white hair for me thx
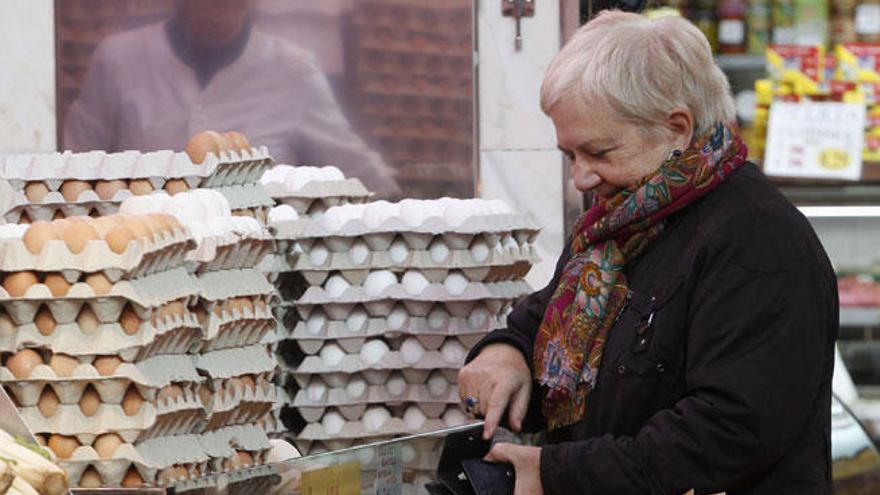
[540,11,736,139]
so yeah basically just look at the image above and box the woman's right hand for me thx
[458,343,533,440]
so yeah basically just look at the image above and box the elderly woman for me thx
[459,11,836,495]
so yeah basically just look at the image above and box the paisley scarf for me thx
[534,123,748,430]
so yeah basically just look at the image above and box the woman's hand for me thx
[485,443,543,495]
[458,343,532,439]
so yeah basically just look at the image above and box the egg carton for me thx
[294,280,530,320]
[292,350,462,386]
[293,384,459,423]
[0,147,273,188]
[297,412,452,442]
[1,353,202,406]
[59,433,209,487]
[212,183,274,211]
[0,227,195,279]
[199,379,277,432]
[190,231,275,273]
[197,270,278,349]
[171,463,277,494]
[292,325,489,355]
[284,364,460,390]
[271,180,372,210]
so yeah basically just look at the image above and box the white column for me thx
[477,0,564,288]
[0,0,56,153]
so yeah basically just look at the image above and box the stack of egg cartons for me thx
[260,165,373,439]
[273,197,539,493]
[0,213,208,489]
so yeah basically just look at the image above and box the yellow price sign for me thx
[818,148,851,171]
[301,461,361,495]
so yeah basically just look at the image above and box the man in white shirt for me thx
[64,0,400,196]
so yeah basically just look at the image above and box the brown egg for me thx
[159,466,189,484]
[84,273,112,295]
[186,131,229,164]
[121,467,145,488]
[226,377,243,396]
[91,216,119,238]
[141,215,166,237]
[94,179,127,201]
[120,306,141,335]
[76,306,100,335]
[47,434,79,460]
[239,375,256,393]
[93,355,122,376]
[164,179,189,196]
[60,220,99,254]
[198,384,214,407]
[35,307,57,336]
[105,225,136,254]
[51,209,65,221]
[79,386,101,416]
[6,348,43,379]
[224,131,250,151]
[49,353,79,377]
[18,212,32,224]
[128,179,154,196]
[0,312,14,339]
[157,384,184,403]
[37,386,60,417]
[25,182,50,202]
[159,301,185,321]
[44,273,71,297]
[124,217,152,240]
[3,271,39,297]
[93,433,123,458]
[254,299,267,313]
[238,297,254,315]
[78,467,103,488]
[59,180,92,202]
[225,450,254,470]
[122,386,144,416]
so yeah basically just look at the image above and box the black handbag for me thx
[424,425,515,495]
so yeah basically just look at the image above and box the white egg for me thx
[359,339,390,365]
[427,306,449,331]
[469,238,490,263]
[309,242,329,266]
[345,307,368,333]
[386,305,409,331]
[345,376,367,398]
[320,343,346,367]
[355,446,376,465]
[260,164,293,187]
[363,201,399,229]
[322,206,352,231]
[307,310,327,335]
[403,405,427,430]
[468,306,491,330]
[324,274,351,298]
[401,271,430,296]
[442,407,468,427]
[285,166,318,191]
[307,379,327,402]
[427,372,449,396]
[428,238,450,264]
[440,339,466,365]
[349,239,370,265]
[363,270,397,298]
[268,204,299,226]
[319,166,345,181]
[399,199,428,227]
[389,237,409,264]
[385,372,407,397]
[443,271,469,295]
[486,199,512,214]
[321,410,346,435]
[362,406,391,432]
[401,445,417,464]
[119,194,162,216]
[464,199,493,216]
[400,337,425,365]
[443,202,470,227]
[229,216,262,235]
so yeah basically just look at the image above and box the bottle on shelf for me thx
[717,0,748,54]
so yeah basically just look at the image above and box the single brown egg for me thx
[226,377,243,396]
[124,217,152,241]
[93,433,123,458]
[159,466,189,484]
[76,306,100,335]
[3,271,39,297]
[37,386,60,417]
[164,179,189,196]
[18,212,32,224]
[122,385,144,416]
[35,307,57,336]
[60,220,99,254]
[44,273,71,297]
[6,348,43,379]
[120,306,141,335]
[84,273,112,296]
[198,384,214,407]
[91,216,119,238]
[238,297,254,315]
[185,131,226,164]
[93,355,122,376]
[51,209,65,221]
[254,299,267,313]
[59,180,92,202]
[79,386,101,416]
[157,384,184,403]
[78,466,103,488]
[128,179,154,196]
[224,131,250,151]
[25,182,50,202]
[239,375,256,393]
[94,179,127,201]
[105,225,136,254]
[122,466,145,487]
[49,353,79,377]
[141,215,166,237]
[47,434,79,460]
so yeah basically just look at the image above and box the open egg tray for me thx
[293,382,460,421]
[0,353,202,407]
[201,387,276,433]
[0,147,274,188]
[0,228,195,279]
[197,270,279,350]
[189,231,274,273]
[264,177,371,202]
[292,349,463,385]
[296,405,462,442]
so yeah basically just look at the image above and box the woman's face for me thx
[549,98,691,197]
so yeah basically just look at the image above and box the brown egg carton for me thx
[0,226,195,279]
[197,269,278,350]
[1,353,202,406]
[198,375,277,432]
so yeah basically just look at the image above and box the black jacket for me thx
[469,164,838,494]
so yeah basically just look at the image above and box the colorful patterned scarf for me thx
[534,123,748,430]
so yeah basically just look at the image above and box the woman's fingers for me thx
[482,379,517,439]
[507,380,531,432]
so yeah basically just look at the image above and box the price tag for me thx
[764,102,866,181]
[301,461,361,495]
[374,443,403,495]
